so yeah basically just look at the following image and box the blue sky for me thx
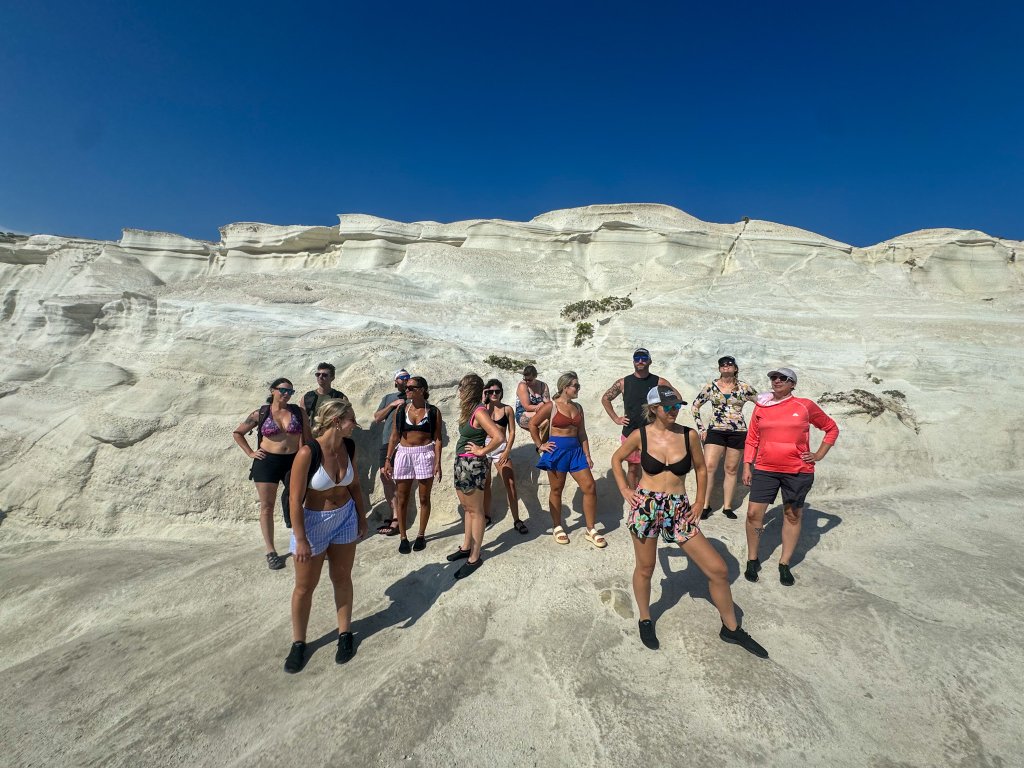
[2,1,1021,246]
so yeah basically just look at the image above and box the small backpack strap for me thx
[639,425,648,454]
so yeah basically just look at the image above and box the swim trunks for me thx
[627,488,699,544]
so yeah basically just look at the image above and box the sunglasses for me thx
[276,387,295,395]
[662,403,683,412]
[406,384,423,391]
[633,357,650,364]
[484,389,502,395]
[396,376,410,382]
[769,375,794,383]
[315,372,332,378]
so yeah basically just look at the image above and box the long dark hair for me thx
[408,375,430,401]
[266,377,292,404]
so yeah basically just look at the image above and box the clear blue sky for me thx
[2,1,1021,246]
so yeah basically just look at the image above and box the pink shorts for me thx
[392,443,436,480]
[620,434,641,464]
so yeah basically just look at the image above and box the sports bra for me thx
[639,426,692,476]
[262,408,302,437]
[492,408,509,429]
[550,401,582,429]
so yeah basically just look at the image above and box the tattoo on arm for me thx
[603,380,623,401]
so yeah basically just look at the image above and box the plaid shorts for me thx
[290,499,359,556]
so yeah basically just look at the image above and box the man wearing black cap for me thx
[602,348,684,489]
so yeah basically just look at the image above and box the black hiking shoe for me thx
[638,619,659,650]
[744,559,761,582]
[446,547,471,562]
[779,563,795,586]
[398,538,411,554]
[700,507,713,520]
[336,632,355,664]
[284,641,307,673]
[720,624,769,659]
[723,508,738,519]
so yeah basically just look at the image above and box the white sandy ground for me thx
[1,205,1022,766]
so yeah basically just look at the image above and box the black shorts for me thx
[249,451,295,484]
[704,429,747,451]
[748,470,814,507]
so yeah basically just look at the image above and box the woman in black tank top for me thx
[482,379,528,534]
[610,385,769,659]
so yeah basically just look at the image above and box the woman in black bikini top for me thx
[610,385,768,659]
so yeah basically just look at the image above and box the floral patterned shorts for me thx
[453,455,488,493]
[627,488,699,544]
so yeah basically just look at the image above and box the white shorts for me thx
[485,439,507,462]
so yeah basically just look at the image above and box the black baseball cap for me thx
[633,348,651,360]
[718,356,737,367]
[646,385,687,406]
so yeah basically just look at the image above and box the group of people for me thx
[231,351,839,673]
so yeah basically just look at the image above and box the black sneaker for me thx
[700,507,713,520]
[744,559,761,582]
[336,632,355,664]
[412,535,426,551]
[638,619,659,650]
[284,641,307,673]
[454,559,483,579]
[720,624,769,659]
[398,538,411,554]
[779,563,795,586]
[446,547,471,562]
[723,508,738,519]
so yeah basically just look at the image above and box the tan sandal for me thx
[584,528,607,549]
[552,525,570,545]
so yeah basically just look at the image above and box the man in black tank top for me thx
[601,348,685,489]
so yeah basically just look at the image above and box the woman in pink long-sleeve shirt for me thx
[741,367,839,586]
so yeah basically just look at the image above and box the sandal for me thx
[266,551,285,570]
[513,519,528,535]
[552,525,570,545]
[584,528,607,549]
[376,518,400,536]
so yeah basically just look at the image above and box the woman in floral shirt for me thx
[690,356,758,520]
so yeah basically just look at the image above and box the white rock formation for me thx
[0,205,1021,766]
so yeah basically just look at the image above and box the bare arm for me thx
[611,430,643,502]
[232,410,261,458]
[529,401,555,449]
[374,397,403,423]
[466,408,506,457]
[382,406,401,478]
[300,409,312,445]
[576,406,593,469]
[685,429,707,524]
[432,409,444,479]
[346,457,369,540]
[289,446,313,561]
[601,379,628,425]
[504,405,516,450]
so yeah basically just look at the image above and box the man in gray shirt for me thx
[373,368,410,535]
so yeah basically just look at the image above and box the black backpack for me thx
[303,388,346,420]
[299,437,356,505]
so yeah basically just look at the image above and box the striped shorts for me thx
[290,499,359,556]
[392,443,436,480]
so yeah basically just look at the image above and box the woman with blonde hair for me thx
[382,376,443,553]
[283,398,369,673]
[232,377,311,570]
[447,373,508,579]
[529,372,603,548]
[611,386,767,657]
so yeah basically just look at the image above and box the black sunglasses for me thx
[484,389,502,395]
[768,375,794,383]
[276,387,295,395]
[315,371,332,378]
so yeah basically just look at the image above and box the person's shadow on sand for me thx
[756,505,842,568]
[649,538,746,624]
[306,560,455,660]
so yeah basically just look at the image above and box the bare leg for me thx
[779,503,803,564]
[547,471,566,528]
[630,535,659,620]
[746,501,769,561]
[483,461,493,519]
[415,478,435,537]
[456,489,486,562]
[290,550,328,641]
[255,482,278,552]
[702,443,724,509]
[570,468,598,531]
[500,463,521,521]
[681,532,738,630]
[394,479,414,541]
[326,542,357,633]
[722,447,741,510]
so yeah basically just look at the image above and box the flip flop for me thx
[513,519,528,535]
[552,525,570,545]
[376,518,400,536]
[584,529,607,549]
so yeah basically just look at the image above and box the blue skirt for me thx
[536,436,589,474]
